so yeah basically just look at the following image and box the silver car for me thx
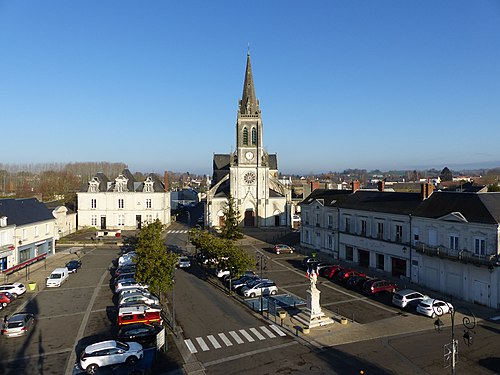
[392,289,428,309]
[1,313,36,337]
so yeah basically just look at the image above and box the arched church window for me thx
[251,127,257,145]
[242,127,248,145]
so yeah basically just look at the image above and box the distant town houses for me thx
[77,169,171,231]
[299,182,500,309]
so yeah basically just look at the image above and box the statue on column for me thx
[307,261,319,291]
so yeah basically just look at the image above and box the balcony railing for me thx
[414,242,499,267]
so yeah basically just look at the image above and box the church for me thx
[206,53,292,228]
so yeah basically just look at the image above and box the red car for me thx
[0,292,13,307]
[319,265,344,280]
[362,279,398,295]
[337,269,366,283]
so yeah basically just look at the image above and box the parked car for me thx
[320,265,344,279]
[79,340,143,374]
[346,275,372,291]
[392,289,429,309]
[215,269,230,278]
[1,313,36,337]
[114,273,136,286]
[416,298,453,318]
[118,292,159,307]
[46,267,69,288]
[65,259,82,273]
[118,288,154,300]
[242,279,278,298]
[336,269,366,283]
[0,282,27,298]
[273,244,294,254]
[362,279,397,295]
[115,280,149,294]
[117,323,163,347]
[117,304,162,326]
[231,274,260,291]
[177,256,191,268]
[115,265,136,277]
[0,293,13,307]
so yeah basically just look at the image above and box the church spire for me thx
[239,52,260,115]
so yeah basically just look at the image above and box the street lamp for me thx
[431,299,476,375]
[255,253,267,315]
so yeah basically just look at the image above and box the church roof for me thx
[239,53,260,115]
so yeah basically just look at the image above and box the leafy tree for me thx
[439,167,453,182]
[134,219,177,299]
[220,193,243,240]
[487,184,500,192]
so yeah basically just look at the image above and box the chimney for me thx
[421,182,434,200]
[352,180,360,192]
[310,180,320,192]
[377,180,385,192]
[163,171,170,191]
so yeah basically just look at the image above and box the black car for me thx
[230,274,259,291]
[346,275,370,290]
[65,260,82,273]
[116,323,163,347]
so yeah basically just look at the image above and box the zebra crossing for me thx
[184,324,287,354]
[166,229,189,234]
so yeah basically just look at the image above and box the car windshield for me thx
[246,279,261,288]
[49,274,62,279]
[7,321,24,328]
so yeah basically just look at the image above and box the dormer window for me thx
[88,178,99,193]
[114,175,128,192]
[143,177,154,193]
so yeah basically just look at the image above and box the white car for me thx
[79,340,143,374]
[118,288,153,300]
[0,282,27,298]
[392,289,428,309]
[215,269,230,278]
[118,252,137,268]
[242,279,278,298]
[416,298,453,318]
[115,280,149,294]
[118,292,159,307]
[178,256,191,268]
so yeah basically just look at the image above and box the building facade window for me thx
[45,224,50,234]
[361,219,367,236]
[20,249,30,262]
[91,199,97,209]
[327,215,333,228]
[316,232,321,248]
[305,230,310,244]
[251,127,257,145]
[346,246,354,261]
[146,214,153,223]
[474,238,486,256]
[345,217,351,233]
[377,222,384,239]
[146,199,152,209]
[316,213,320,227]
[22,229,27,240]
[118,214,125,226]
[327,235,333,249]
[91,215,97,226]
[449,234,459,250]
[304,212,309,225]
[395,225,403,243]
[118,199,124,209]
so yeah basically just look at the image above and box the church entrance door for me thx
[244,210,255,227]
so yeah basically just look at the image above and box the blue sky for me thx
[1,1,499,175]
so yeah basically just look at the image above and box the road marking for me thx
[239,329,255,342]
[218,333,233,346]
[196,337,210,351]
[269,324,287,337]
[207,335,221,349]
[37,311,85,320]
[260,325,276,338]
[250,327,265,340]
[0,348,73,365]
[229,330,244,344]
[203,341,298,368]
[184,339,198,353]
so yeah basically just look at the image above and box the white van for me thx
[46,267,69,287]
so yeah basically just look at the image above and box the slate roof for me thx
[413,191,500,224]
[95,173,109,192]
[268,154,277,170]
[301,189,353,206]
[340,191,422,215]
[0,198,54,226]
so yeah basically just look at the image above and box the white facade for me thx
[0,219,15,271]
[52,206,77,240]
[15,220,55,265]
[77,171,171,230]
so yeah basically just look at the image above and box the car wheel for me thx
[1,303,7,308]
[86,364,99,374]
[250,293,256,298]
[431,312,436,318]
[270,290,277,295]
[126,356,138,365]
[290,250,293,253]
[11,293,18,298]
[276,251,280,254]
